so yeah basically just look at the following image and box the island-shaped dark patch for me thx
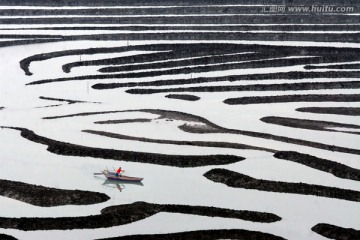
[261,116,360,135]
[274,151,360,181]
[0,179,109,207]
[304,63,360,70]
[204,169,360,202]
[296,107,360,116]
[0,234,18,240]
[39,96,100,104]
[94,118,152,124]
[165,94,200,101]
[312,223,360,240]
[1,127,244,168]
[98,229,286,240]
[224,94,360,105]
[0,201,281,231]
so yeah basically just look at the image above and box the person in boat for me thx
[116,167,125,177]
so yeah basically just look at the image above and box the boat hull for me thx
[102,170,143,182]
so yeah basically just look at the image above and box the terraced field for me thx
[0,0,359,239]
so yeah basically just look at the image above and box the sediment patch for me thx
[0,201,281,231]
[296,107,360,116]
[204,169,360,202]
[224,94,360,105]
[126,81,360,94]
[274,151,360,181]
[1,127,244,167]
[261,116,360,135]
[0,179,109,207]
[312,223,360,240]
[39,96,99,104]
[304,63,360,70]
[165,94,200,101]
[92,71,360,90]
[83,130,276,153]
[98,229,286,240]
[42,109,360,155]
[94,118,152,124]
[1,15,358,26]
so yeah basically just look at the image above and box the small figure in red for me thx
[116,167,124,177]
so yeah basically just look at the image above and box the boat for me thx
[101,170,143,182]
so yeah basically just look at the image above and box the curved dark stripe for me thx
[82,129,276,153]
[0,38,62,48]
[0,15,358,25]
[20,44,174,75]
[304,63,360,70]
[1,127,244,167]
[42,108,360,155]
[296,107,360,116]
[92,71,360,90]
[95,118,152,124]
[0,201,281,231]
[98,229,286,240]
[261,116,360,135]
[98,57,322,78]
[224,94,360,105]
[2,24,360,31]
[21,43,242,75]
[312,223,360,240]
[98,55,320,73]
[274,151,360,181]
[204,169,360,202]
[39,96,95,104]
[63,44,252,73]
[0,179,109,207]
[125,81,360,94]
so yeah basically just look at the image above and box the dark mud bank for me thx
[98,229,286,240]
[1,127,244,167]
[296,107,360,116]
[312,223,360,240]
[274,151,360,181]
[0,201,281,231]
[0,179,109,207]
[204,169,360,202]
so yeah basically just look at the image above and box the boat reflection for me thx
[102,179,144,192]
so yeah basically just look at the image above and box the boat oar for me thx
[94,173,103,175]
